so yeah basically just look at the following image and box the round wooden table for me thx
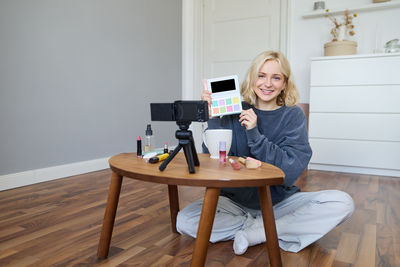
[97,153,284,267]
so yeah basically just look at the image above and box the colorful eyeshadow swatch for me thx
[211,96,242,117]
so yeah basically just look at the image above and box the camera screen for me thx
[210,79,236,93]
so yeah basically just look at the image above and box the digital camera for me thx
[150,100,209,123]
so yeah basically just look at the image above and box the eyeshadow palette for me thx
[205,75,242,117]
[211,96,241,116]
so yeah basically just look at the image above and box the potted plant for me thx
[324,9,358,56]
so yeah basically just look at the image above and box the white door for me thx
[202,0,282,82]
[184,0,285,152]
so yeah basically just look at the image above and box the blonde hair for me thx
[241,50,299,107]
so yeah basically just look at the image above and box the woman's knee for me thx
[176,201,203,237]
[176,197,248,241]
[176,212,196,237]
[314,190,354,216]
[337,190,355,219]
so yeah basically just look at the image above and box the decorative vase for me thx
[324,40,357,56]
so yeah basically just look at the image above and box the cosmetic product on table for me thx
[149,153,169,163]
[163,142,168,154]
[245,159,260,169]
[137,136,142,158]
[229,158,241,170]
[144,124,155,152]
[219,141,226,165]
[143,152,158,162]
[238,157,261,169]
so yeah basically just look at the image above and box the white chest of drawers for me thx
[309,53,400,177]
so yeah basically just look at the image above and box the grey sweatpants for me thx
[176,190,354,252]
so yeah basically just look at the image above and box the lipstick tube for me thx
[137,136,142,157]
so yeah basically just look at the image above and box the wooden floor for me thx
[0,168,399,267]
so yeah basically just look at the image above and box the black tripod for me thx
[159,122,199,173]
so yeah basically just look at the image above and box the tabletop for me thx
[109,153,285,188]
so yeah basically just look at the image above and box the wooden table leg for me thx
[168,185,179,233]
[97,172,123,259]
[191,187,220,267]
[258,186,282,267]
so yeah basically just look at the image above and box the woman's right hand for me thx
[201,89,212,118]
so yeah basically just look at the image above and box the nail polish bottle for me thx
[219,141,226,164]
[163,142,169,154]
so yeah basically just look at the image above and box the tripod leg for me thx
[182,141,196,173]
[189,135,200,166]
[159,144,182,171]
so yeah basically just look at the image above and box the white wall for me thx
[289,0,400,103]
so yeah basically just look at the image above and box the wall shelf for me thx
[302,1,400,18]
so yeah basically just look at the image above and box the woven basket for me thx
[324,41,357,56]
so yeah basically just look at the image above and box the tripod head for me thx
[176,121,191,131]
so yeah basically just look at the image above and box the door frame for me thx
[182,0,291,100]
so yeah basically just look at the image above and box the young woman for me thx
[176,50,354,254]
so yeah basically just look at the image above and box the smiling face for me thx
[253,60,286,110]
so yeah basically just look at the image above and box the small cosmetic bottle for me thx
[219,141,226,164]
[144,124,155,152]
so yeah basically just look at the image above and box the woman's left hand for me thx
[239,109,257,130]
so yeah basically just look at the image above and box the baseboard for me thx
[0,157,110,191]
[309,163,400,177]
